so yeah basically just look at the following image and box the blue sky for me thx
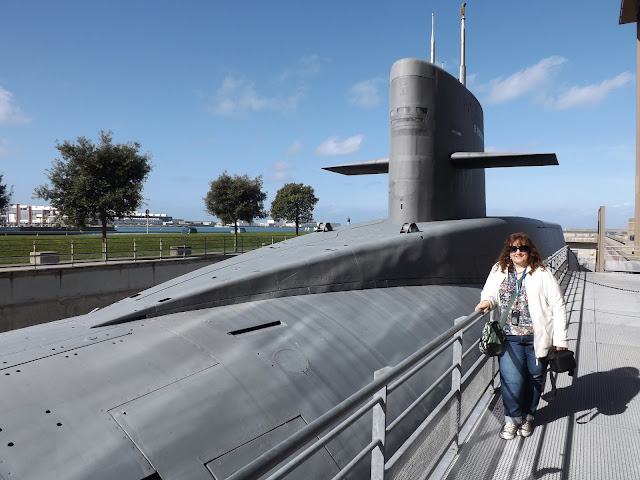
[0,1,636,228]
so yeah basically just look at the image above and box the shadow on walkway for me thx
[537,367,640,425]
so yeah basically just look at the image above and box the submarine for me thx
[0,6,567,480]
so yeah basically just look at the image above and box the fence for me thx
[604,244,640,262]
[603,244,640,273]
[229,246,570,480]
[0,234,292,268]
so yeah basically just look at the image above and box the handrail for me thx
[604,244,640,261]
[386,361,457,432]
[229,245,570,480]
[228,310,486,480]
[0,233,292,269]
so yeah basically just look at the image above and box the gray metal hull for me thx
[389,58,485,224]
[0,217,564,479]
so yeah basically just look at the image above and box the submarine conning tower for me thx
[389,58,485,224]
[322,59,556,225]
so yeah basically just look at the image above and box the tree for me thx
[0,173,13,224]
[34,131,153,243]
[270,183,319,236]
[204,171,267,251]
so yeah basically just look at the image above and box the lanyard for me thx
[514,266,527,298]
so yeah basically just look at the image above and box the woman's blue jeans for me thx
[498,335,546,424]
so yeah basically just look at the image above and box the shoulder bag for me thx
[479,290,515,356]
[479,271,525,356]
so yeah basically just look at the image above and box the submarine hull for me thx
[0,217,565,479]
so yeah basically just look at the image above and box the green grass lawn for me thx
[0,232,302,266]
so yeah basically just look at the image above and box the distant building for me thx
[4,204,58,225]
[112,211,173,226]
[1,204,173,227]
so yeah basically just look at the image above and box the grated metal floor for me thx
[441,271,640,480]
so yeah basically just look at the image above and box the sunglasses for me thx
[509,245,530,253]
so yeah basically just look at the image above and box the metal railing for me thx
[229,246,570,480]
[602,244,640,272]
[604,244,640,262]
[0,234,292,269]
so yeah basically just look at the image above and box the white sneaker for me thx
[517,420,533,438]
[499,422,519,440]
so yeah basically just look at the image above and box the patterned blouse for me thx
[498,271,534,336]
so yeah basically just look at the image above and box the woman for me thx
[476,232,568,440]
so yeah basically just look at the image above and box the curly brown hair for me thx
[497,232,544,274]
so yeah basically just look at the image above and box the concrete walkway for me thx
[441,271,640,479]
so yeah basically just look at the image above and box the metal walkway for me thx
[440,271,640,480]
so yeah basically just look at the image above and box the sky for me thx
[0,1,636,228]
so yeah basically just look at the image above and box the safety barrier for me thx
[603,244,640,273]
[604,244,640,261]
[229,246,570,480]
[0,234,291,269]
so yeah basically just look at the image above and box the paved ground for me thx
[441,271,640,480]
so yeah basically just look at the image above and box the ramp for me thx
[440,271,640,479]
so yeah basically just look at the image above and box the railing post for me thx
[452,316,464,452]
[597,205,606,272]
[102,237,108,262]
[160,237,163,259]
[133,238,137,261]
[490,356,498,393]
[371,366,391,480]
[71,239,74,265]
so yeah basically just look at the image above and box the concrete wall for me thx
[0,256,230,332]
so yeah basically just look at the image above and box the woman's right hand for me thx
[475,300,491,313]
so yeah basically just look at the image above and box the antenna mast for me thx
[431,13,435,64]
[460,3,466,86]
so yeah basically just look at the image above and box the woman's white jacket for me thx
[480,264,569,358]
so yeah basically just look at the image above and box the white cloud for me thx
[480,57,633,111]
[285,140,303,157]
[612,202,633,209]
[552,72,633,110]
[210,75,306,116]
[348,78,385,108]
[268,161,294,182]
[316,135,364,157]
[276,54,329,81]
[483,56,566,104]
[0,86,31,125]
